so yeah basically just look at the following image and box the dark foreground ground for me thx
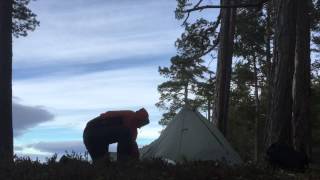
[1,154,320,180]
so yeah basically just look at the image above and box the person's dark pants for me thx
[83,125,132,162]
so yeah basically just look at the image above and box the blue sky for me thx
[12,0,219,160]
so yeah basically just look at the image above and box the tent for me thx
[140,105,243,165]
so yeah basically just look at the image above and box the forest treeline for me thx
[0,0,320,166]
[157,0,320,162]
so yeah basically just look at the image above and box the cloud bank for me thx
[13,101,54,136]
[11,0,190,158]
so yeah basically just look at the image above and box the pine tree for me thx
[0,0,39,165]
[156,55,208,125]
[0,0,14,166]
[233,7,267,161]
[13,0,40,38]
[228,61,256,161]
[265,0,297,147]
[292,0,312,156]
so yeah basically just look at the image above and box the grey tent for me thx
[140,106,243,165]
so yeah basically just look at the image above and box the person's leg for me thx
[83,125,112,163]
[116,128,132,161]
[105,144,110,160]
[84,125,132,162]
[84,136,108,163]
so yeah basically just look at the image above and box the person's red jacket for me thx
[100,110,147,158]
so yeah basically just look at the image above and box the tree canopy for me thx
[13,0,39,37]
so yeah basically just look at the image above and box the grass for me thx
[0,153,320,180]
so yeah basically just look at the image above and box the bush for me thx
[0,154,319,180]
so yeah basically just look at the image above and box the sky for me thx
[12,0,219,160]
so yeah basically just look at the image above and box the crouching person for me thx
[83,108,149,163]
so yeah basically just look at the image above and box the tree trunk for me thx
[292,0,311,156]
[184,83,188,104]
[208,101,211,122]
[253,56,261,161]
[264,0,273,152]
[265,0,297,147]
[265,0,273,120]
[0,0,13,165]
[213,0,236,137]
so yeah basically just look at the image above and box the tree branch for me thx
[182,34,220,63]
[183,12,190,25]
[183,0,270,13]
[182,0,204,25]
[194,0,204,8]
[191,14,221,59]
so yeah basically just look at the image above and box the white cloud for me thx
[13,0,181,66]
[13,67,161,109]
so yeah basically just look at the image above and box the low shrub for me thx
[0,154,319,180]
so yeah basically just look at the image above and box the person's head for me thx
[135,108,149,128]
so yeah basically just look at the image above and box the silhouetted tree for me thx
[265,0,297,147]
[310,1,320,152]
[0,0,14,166]
[13,0,40,37]
[172,0,316,161]
[0,0,39,165]
[292,0,312,156]
[228,62,256,161]
[196,72,215,122]
[156,55,208,125]
[157,6,221,125]
[175,0,267,136]
[213,0,236,137]
[233,7,267,161]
